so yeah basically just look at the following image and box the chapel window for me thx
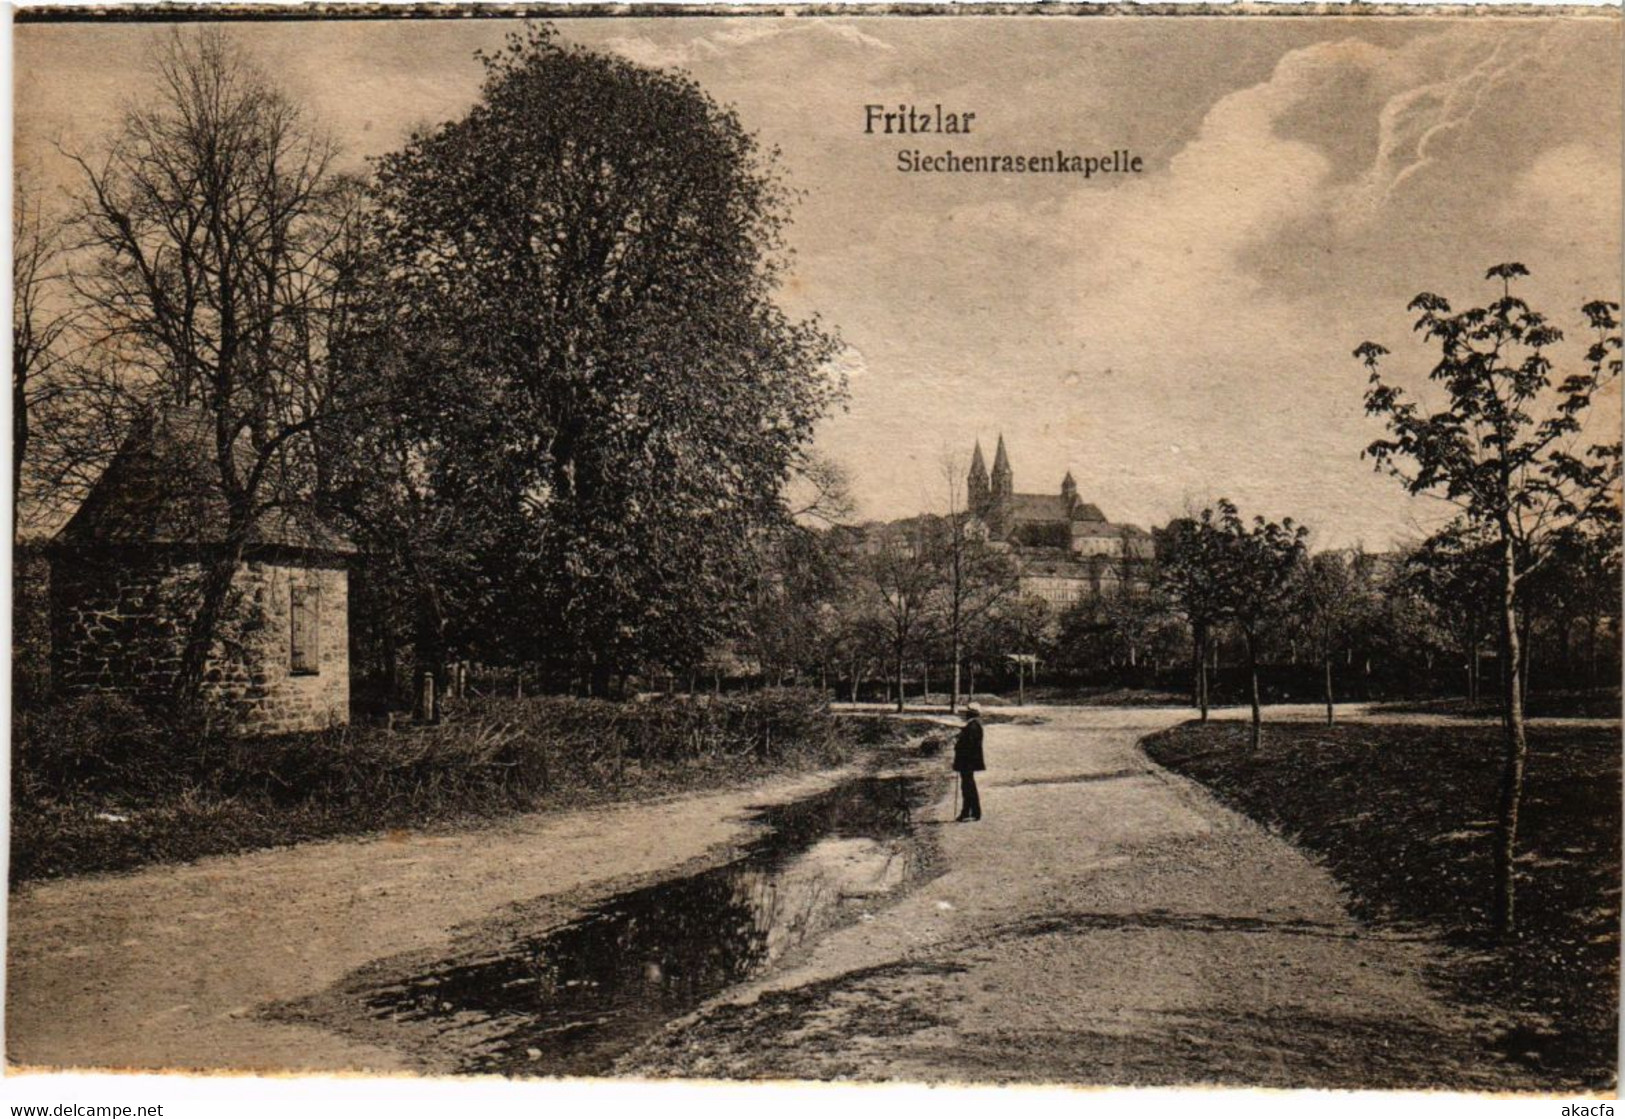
[290,585,321,675]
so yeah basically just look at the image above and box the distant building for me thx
[48,410,355,735]
[967,436,1153,608]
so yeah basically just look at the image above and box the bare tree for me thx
[12,178,79,538]
[864,518,942,713]
[65,28,358,705]
[787,453,857,528]
[937,449,1020,711]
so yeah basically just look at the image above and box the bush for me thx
[11,687,854,881]
[13,694,171,799]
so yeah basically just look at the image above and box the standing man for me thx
[953,704,986,822]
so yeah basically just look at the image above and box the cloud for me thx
[1022,25,1615,538]
[1343,31,1552,223]
[1501,142,1625,250]
[601,20,893,72]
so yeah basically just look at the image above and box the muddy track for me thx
[7,708,1536,1089]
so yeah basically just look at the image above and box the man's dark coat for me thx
[953,717,986,773]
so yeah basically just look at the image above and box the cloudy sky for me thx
[15,13,1622,548]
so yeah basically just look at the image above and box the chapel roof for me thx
[54,408,355,556]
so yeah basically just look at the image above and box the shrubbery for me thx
[12,688,851,881]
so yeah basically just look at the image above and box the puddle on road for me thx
[358,774,935,1077]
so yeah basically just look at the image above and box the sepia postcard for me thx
[7,2,1622,1109]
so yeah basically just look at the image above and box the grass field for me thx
[1142,718,1620,1090]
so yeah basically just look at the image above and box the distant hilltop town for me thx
[857,437,1155,610]
[966,436,1153,607]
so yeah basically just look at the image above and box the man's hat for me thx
[964,704,981,717]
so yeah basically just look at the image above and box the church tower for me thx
[967,441,990,514]
[991,435,1013,501]
[987,435,1014,539]
[1061,470,1079,513]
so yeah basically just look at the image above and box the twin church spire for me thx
[967,436,1083,527]
[968,434,1014,515]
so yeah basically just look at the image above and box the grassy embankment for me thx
[11,688,901,883]
[1143,717,1620,1090]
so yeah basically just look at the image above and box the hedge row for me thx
[12,688,851,881]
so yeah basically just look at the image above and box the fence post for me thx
[418,671,438,725]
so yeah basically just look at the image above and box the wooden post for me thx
[418,671,438,725]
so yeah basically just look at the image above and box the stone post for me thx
[418,670,438,725]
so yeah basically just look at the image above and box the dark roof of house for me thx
[54,409,354,555]
[1009,493,1107,524]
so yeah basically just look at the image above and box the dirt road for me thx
[5,766,858,1074]
[618,708,1514,1088]
[7,708,1516,1087]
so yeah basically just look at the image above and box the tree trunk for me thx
[922,661,930,704]
[1496,619,1513,731]
[1585,609,1599,686]
[1192,624,1209,722]
[1324,652,1335,726]
[13,367,27,541]
[174,540,249,712]
[1492,532,1527,937]
[1556,612,1572,683]
[1245,629,1262,750]
[951,633,962,714]
[384,633,399,701]
[896,648,906,713]
[1519,610,1534,700]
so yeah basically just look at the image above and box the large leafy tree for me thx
[976,596,1054,705]
[1398,520,1500,704]
[367,26,843,686]
[1155,509,1238,720]
[1208,500,1308,749]
[1053,586,1181,676]
[1359,263,1621,935]
[1287,550,1378,726]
